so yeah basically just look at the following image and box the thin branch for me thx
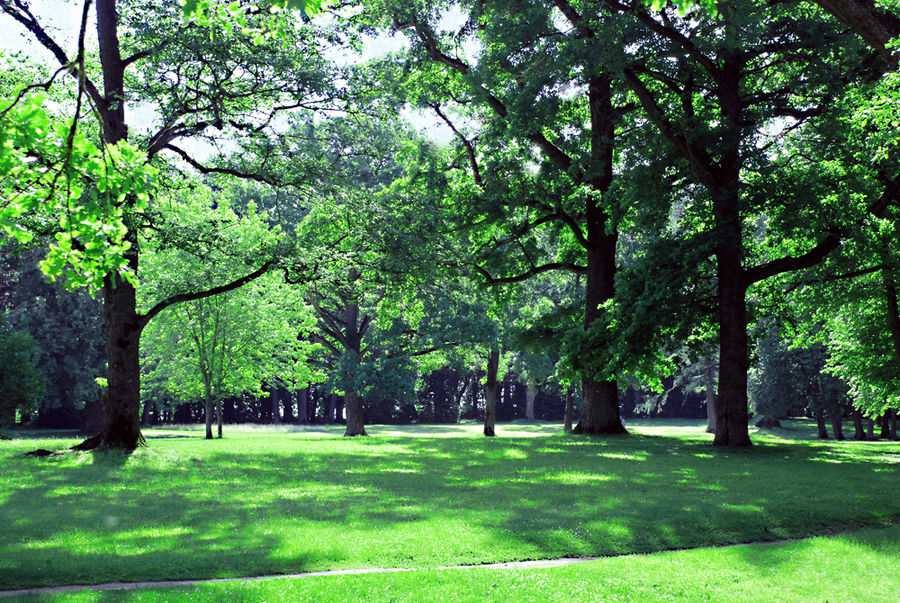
[2,0,104,109]
[163,144,282,186]
[474,262,587,286]
[430,103,483,186]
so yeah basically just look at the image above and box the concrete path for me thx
[0,556,601,598]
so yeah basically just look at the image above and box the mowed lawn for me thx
[1,420,898,592]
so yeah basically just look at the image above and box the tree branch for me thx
[139,259,275,327]
[430,103,483,186]
[163,143,282,186]
[474,262,587,286]
[2,0,104,108]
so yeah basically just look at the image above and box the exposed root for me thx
[71,435,102,451]
[24,448,59,457]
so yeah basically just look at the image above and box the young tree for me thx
[143,272,316,439]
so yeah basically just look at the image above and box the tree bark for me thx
[867,416,876,439]
[216,398,223,439]
[525,386,536,420]
[297,387,309,425]
[890,410,898,440]
[70,0,145,451]
[573,74,625,436]
[815,406,829,439]
[705,355,717,434]
[76,275,146,450]
[882,409,896,440]
[811,0,900,65]
[851,408,866,440]
[712,46,752,448]
[281,389,294,423]
[483,348,499,437]
[829,410,845,440]
[326,394,338,424]
[140,399,152,427]
[344,389,367,436]
[204,397,214,440]
[269,386,281,424]
[470,372,479,419]
[563,387,574,433]
[342,297,367,436]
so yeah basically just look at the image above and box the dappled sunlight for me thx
[545,472,617,485]
[595,451,649,461]
[1,424,898,589]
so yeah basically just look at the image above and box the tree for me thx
[1,0,332,449]
[359,0,645,434]
[0,244,106,427]
[143,270,316,439]
[605,0,887,445]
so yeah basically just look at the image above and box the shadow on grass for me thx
[0,429,897,589]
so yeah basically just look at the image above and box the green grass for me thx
[1,420,898,592]
[15,526,899,602]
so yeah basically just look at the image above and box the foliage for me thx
[0,316,45,425]
[0,90,157,289]
[750,325,851,419]
[0,245,106,423]
[140,187,319,413]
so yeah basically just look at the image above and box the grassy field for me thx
[1,420,898,597]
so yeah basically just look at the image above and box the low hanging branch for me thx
[139,259,276,327]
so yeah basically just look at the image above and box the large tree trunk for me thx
[890,410,898,440]
[483,348,499,437]
[269,386,281,424]
[712,48,752,448]
[326,394,338,424]
[524,386,536,420]
[811,0,900,65]
[829,410,845,440]
[297,387,309,425]
[882,409,897,440]
[73,0,144,452]
[573,75,625,436]
[140,399,152,427]
[75,276,145,450]
[705,355,717,433]
[342,298,367,437]
[216,398,223,439]
[470,372,479,419]
[563,387,574,433]
[714,269,751,446]
[867,416,876,439]
[344,390,366,436]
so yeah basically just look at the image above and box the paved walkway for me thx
[0,557,601,598]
